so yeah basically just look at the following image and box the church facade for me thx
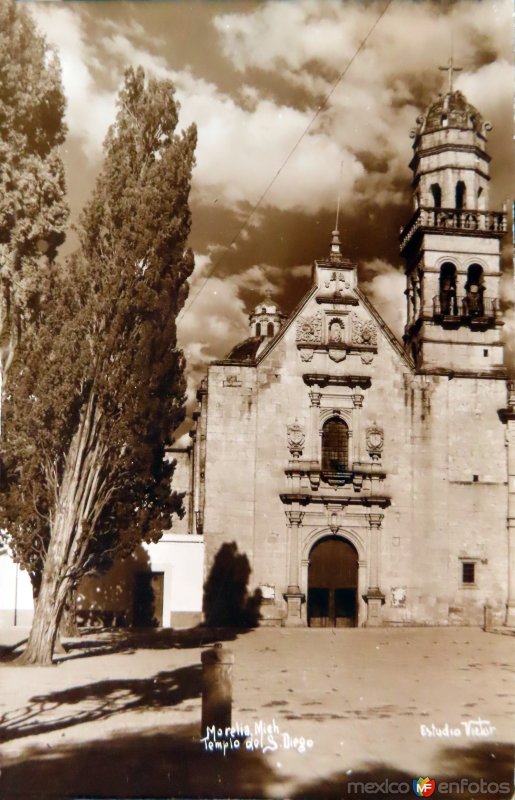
[1,83,513,631]
[186,85,514,629]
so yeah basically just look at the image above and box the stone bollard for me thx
[484,604,494,632]
[201,642,234,734]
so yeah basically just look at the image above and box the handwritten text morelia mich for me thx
[200,719,314,756]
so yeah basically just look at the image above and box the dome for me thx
[413,90,491,138]
[225,336,263,362]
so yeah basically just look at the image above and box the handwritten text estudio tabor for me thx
[200,719,314,756]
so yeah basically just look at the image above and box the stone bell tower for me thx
[400,60,507,373]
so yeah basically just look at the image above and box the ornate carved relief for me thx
[391,587,407,607]
[287,420,305,459]
[296,311,323,344]
[298,348,314,362]
[352,314,378,346]
[323,271,351,291]
[360,352,374,365]
[366,425,384,460]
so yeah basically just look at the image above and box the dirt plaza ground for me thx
[0,625,513,799]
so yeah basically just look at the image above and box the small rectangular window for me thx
[483,349,489,357]
[462,562,475,584]
[472,474,479,482]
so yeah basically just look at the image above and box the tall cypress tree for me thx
[0,0,68,426]
[1,67,196,665]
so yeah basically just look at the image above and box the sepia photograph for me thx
[0,0,513,798]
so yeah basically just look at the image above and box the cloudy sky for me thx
[27,0,513,424]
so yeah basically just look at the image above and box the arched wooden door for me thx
[308,537,358,627]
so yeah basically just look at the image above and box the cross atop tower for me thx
[439,56,462,94]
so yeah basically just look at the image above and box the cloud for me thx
[215,1,511,85]
[213,0,512,206]
[30,0,512,221]
[98,30,172,80]
[162,70,365,215]
[177,252,250,406]
[360,259,406,338]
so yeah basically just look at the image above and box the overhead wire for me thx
[177,0,395,323]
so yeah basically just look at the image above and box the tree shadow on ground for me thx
[0,734,512,800]
[293,742,514,799]
[0,625,242,665]
[0,638,28,663]
[0,663,201,744]
[203,541,262,628]
[0,723,283,799]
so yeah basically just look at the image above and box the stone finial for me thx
[329,229,342,262]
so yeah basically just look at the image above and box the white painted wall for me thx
[0,552,34,626]
[145,534,204,626]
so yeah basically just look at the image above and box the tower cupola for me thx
[400,62,507,373]
[409,84,492,213]
[249,293,286,338]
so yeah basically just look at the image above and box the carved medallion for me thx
[366,425,384,459]
[329,349,347,363]
[287,420,305,459]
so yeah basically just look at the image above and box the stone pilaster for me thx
[364,511,385,626]
[283,509,305,626]
[499,381,515,627]
[352,392,364,462]
[309,389,321,461]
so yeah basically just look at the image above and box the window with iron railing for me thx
[433,295,496,319]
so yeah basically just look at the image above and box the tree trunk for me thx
[16,549,71,665]
[59,585,80,638]
[17,393,106,665]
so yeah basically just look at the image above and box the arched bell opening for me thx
[438,262,458,316]
[455,180,466,210]
[464,263,485,317]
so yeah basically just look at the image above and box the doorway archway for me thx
[308,536,358,627]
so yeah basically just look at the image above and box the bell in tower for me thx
[400,59,507,373]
